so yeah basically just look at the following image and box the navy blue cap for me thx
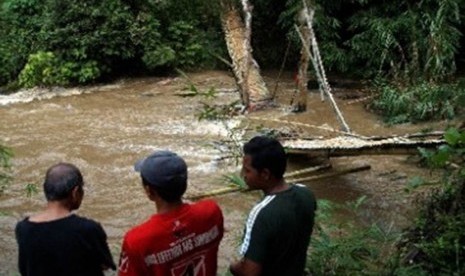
[134,150,187,188]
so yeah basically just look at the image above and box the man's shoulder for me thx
[257,186,316,215]
[71,214,98,224]
[190,200,223,222]
[15,214,101,228]
[190,200,223,220]
[71,214,105,233]
[292,184,316,201]
[192,199,221,212]
[293,183,313,192]
[15,216,29,226]
[124,215,162,244]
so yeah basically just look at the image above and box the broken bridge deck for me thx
[283,135,445,157]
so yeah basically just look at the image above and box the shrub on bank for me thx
[371,80,465,124]
[306,129,465,275]
[0,145,12,195]
[391,128,465,275]
[307,198,397,275]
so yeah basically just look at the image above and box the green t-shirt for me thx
[240,184,317,276]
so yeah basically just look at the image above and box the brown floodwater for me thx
[0,70,449,274]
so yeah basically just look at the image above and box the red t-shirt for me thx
[118,200,223,276]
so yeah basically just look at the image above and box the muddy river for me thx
[0,71,448,274]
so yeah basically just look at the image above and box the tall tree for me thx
[220,0,272,111]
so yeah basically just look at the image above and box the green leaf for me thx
[406,176,425,192]
[444,128,462,146]
[221,173,246,188]
[431,145,451,167]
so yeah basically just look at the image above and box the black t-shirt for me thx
[15,214,116,276]
[240,184,317,276]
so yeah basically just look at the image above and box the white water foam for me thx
[0,83,121,106]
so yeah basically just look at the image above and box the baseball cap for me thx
[134,150,187,189]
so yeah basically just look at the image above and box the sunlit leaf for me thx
[444,128,462,146]
[406,176,425,192]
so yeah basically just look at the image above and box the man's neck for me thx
[29,201,73,222]
[263,179,289,195]
[155,200,184,215]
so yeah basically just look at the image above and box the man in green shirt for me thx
[230,136,317,276]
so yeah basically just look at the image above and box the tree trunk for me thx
[294,13,310,112]
[220,3,272,111]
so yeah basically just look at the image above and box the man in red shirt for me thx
[118,150,224,276]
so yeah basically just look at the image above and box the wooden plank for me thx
[284,138,445,157]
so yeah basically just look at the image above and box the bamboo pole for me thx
[186,164,330,201]
[284,163,331,177]
[186,186,248,201]
[185,164,370,201]
[300,0,351,133]
[286,164,371,183]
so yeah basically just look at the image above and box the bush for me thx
[307,198,396,275]
[0,37,21,85]
[371,80,465,124]
[0,0,45,86]
[18,51,60,88]
[391,128,465,275]
[18,51,102,87]
[0,145,13,195]
[132,13,220,70]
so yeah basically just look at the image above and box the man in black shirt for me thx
[15,162,116,276]
[229,136,317,276]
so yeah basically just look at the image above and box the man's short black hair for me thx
[43,163,83,201]
[243,136,287,179]
[142,175,187,203]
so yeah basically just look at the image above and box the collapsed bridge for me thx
[283,133,445,157]
[187,124,445,201]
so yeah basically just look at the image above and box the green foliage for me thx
[0,0,224,87]
[133,12,221,70]
[344,0,463,81]
[0,34,20,85]
[168,21,211,68]
[221,173,246,188]
[392,128,465,275]
[2,0,465,87]
[307,198,396,275]
[371,80,465,124]
[129,0,223,71]
[57,60,101,84]
[38,0,134,83]
[0,0,45,85]
[254,0,465,81]
[183,82,240,121]
[18,51,101,87]
[0,144,13,195]
[18,51,56,87]
[25,183,38,198]
[130,12,169,69]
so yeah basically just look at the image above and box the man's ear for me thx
[70,185,83,209]
[143,185,156,200]
[71,185,81,199]
[261,168,272,181]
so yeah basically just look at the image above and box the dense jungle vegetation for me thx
[2,0,465,122]
[1,0,465,274]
